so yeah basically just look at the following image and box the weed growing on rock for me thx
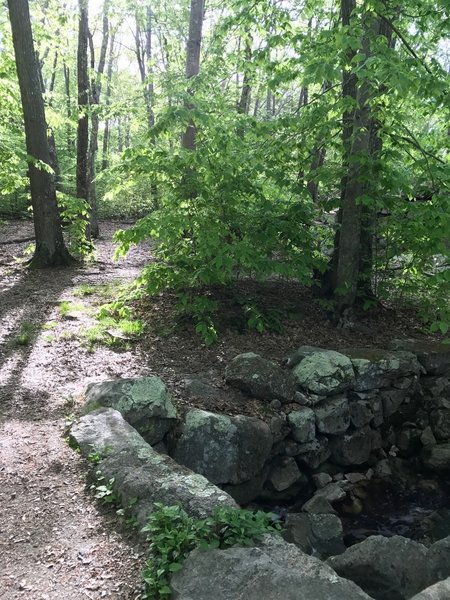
[141,504,280,599]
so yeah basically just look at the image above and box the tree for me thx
[76,0,90,236]
[6,0,72,267]
[182,0,205,151]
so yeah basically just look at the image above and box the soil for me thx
[0,219,440,599]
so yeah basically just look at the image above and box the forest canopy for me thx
[1,0,449,340]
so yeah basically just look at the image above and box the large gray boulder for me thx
[171,535,372,600]
[327,535,430,600]
[343,348,421,392]
[283,513,345,559]
[70,409,236,527]
[409,578,450,600]
[293,350,355,396]
[82,377,177,445]
[172,409,273,485]
[225,352,296,403]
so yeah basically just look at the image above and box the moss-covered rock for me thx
[293,351,355,396]
[83,377,177,445]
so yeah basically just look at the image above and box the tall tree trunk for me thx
[237,37,252,115]
[135,6,155,130]
[63,62,73,151]
[76,0,90,237]
[7,0,72,267]
[181,0,205,151]
[331,5,389,313]
[101,31,115,171]
[86,0,110,238]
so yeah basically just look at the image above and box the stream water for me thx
[339,476,450,546]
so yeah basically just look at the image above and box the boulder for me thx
[284,346,327,368]
[409,578,450,600]
[173,409,273,485]
[389,339,450,376]
[69,409,236,527]
[327,535,430,600]
[269,415,291,444]
[293,351,355,396]
[287,408,316,443]
[170,535,372,600]
[266,456,304,492]
[225,352,295,403]
[329,427,375,466]
[296,436,331,469]
[283,513,345,558]
[82,377,177,445]
[343,348,422,391]
[422,443,450,470]
[427,536,450,583]
[315,395,350,435]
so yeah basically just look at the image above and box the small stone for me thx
[312,473,332,489]
[267,456,303,492]
[315,482,348,504]
[344,472,366,484]
[302,495,337,515]
[270,399,282,410]
[287,408,316,443]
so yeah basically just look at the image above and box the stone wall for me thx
[78,341,450,510]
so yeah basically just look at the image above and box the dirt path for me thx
[0,222,150,599]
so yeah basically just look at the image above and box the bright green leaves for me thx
[141,504,279,599]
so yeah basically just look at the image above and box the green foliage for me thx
[12,322,36,346]
[57,192,94,258]
[91,472,120,506]
[141,504,279,599]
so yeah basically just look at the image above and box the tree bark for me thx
[76,0,90,237]
[331,5,390,313]
[86,0,110,238]
[101,31,115,171]
[7,0,72,267]
[181,0,205,151]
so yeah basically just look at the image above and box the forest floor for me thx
[0,219,438,599]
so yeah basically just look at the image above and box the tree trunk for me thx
[86,0,110,238]
[181,0,205,151]
[7,0,72,267]
[63,62,73,151]
[101,31,115,171]
[76,0,90,237]
[331,5,389,313]
[237,37,252,115]
[135,6,155,130]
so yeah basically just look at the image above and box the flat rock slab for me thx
[389,339,450,376]
[83,377,177,444]
[70,408,237,527]
[171,535,372,600]
[343,348,421,391]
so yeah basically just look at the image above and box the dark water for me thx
[340,477,450,546]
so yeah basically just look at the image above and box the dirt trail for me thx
[0,222,150,599]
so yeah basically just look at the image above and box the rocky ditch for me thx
[69,338,450,599]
